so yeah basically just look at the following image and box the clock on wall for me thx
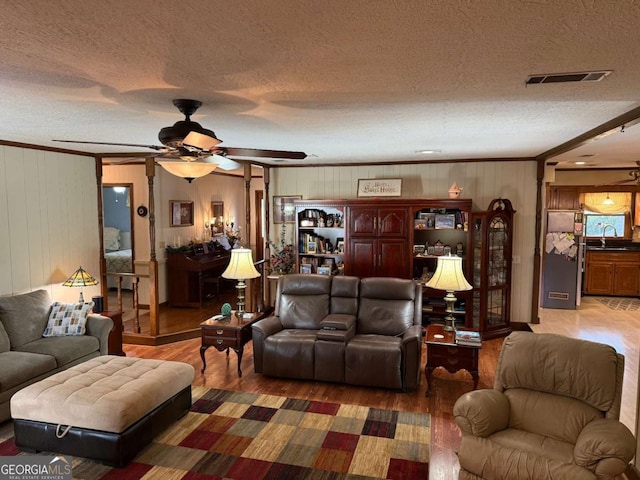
[137,205,148,217]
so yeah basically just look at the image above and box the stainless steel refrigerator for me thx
[542,210,585,309]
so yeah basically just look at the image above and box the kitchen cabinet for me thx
[547,186,580,210]
[584,251,640,296]
[469,199,515,339]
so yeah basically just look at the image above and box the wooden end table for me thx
[424,324,481,396]
[200,311,264,377]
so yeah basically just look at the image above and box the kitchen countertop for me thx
[586,245,640,252]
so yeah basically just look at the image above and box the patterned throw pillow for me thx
[43,301,94,337]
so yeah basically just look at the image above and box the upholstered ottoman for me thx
[10,355,194,467]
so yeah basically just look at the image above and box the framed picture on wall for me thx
[170,201,194,227]
[273,195,302,223]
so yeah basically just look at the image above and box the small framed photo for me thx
[435,214,455,229]
[413,245,425,255]
[300,264,312,274]
[317,266,331,275]
[420,212,436,229]
[336,239,345,254]
[307,241,317,254]
[170,201,194,227]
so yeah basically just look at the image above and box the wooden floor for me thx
[122,295,638,479]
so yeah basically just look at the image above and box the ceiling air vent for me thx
[526,70,612,85]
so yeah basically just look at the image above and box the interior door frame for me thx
[102,183,135,263]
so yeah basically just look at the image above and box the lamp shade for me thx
[62,266,98,288]
[159,160,217,182]
[222,249,260,280]
[425,255,472,291]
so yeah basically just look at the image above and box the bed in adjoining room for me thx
[104,227,134,290]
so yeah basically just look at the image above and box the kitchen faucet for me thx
[601,223,618,247]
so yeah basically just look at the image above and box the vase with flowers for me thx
[269,223,295,275]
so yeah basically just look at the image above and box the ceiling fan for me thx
[606,161,640,186]
[54,99,307,181]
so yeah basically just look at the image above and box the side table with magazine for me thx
[424,324,481,396]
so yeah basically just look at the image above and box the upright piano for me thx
[167,247,231,308]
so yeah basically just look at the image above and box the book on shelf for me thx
[455,330,482,346]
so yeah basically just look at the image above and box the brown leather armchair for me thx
[454,332,635,480]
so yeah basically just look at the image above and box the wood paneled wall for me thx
[0,147,537,324]
[272,161,538,323]
[0,146,101,301]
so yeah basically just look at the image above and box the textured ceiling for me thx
[0,0,639,173]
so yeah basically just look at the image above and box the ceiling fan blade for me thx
[53,139,171,152]
[603,179,636,186]
[202,155,243,171]
[220,146,307,160]
[183,131,222,151]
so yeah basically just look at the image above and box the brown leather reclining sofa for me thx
[252,274,422,391]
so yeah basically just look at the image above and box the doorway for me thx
[102,184,135,309]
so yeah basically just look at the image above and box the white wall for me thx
[0,146,101,302]
[271,161,538,323]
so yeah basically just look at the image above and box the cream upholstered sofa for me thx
[453,331,635,480]
[0,289,113,423]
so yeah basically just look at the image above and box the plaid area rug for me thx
[594,296,640,311]
[0,386,430,479]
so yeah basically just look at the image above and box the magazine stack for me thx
[455,330,482,346]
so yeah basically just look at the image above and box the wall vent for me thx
[526,71,612,85]
[548,292,570,300]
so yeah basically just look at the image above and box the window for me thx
[583,213,626,238]
[581,192,632,239]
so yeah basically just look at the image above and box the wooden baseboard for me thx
[122,329,200,346]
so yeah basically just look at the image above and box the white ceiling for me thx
[1,0,640,174]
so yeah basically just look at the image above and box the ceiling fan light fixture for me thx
[159,160,217,183]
